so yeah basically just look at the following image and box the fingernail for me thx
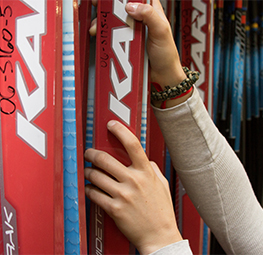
[107,120,117,128]
[126,3,139,13]
[89,23,97,36]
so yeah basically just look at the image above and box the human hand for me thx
[125,0,186,88]
[84,120,182,254]
[89,0,186,89]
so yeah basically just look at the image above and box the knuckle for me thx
[155,25,171,41]
[93,151,108,166]
[119,189,133,203]
[126,170,139,186]
[141,4,154,18]
[108,202,122,218]
[129,173,145,192]
[150,160,158,169]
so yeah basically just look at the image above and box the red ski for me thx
[0,1,64,253]
[90,0,146,254]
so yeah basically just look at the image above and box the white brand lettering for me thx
[95,205,103,255]
[109,0,134,125]
[16,0,47,157]
[4,207,15,255]
[191,0,207,101]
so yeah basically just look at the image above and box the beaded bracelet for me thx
[151,67,200,102]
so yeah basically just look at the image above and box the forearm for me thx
[153,87,263,254]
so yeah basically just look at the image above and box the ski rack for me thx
[4,0,263,254]
[0,0,64,254]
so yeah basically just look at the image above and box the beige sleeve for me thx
[149,240,193,255]
[152,86,263,255]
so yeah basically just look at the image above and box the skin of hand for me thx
[125,0,194,108]
[84,120,183,254]
[89,0,192,108]
[125,0,186,88]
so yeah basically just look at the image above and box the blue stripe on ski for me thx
[62,0,80,254]
[222,2,234,121]
[233,4,246,152]
[251,25,260,118]
[245,24,252,120]
[213,2,224,124]
[140,24,149,152]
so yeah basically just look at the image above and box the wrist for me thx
[151,67,199,109]
[151,65,186,90]
[137,227,183,255]
[152,89,193,109]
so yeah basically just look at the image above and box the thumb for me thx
[125,1,169,36]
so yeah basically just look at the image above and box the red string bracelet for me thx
[152,82,193,109]
[151,67,199,109]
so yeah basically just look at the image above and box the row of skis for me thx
[213,0,263,207]
[210,0,263,253]
[62,0,263,254]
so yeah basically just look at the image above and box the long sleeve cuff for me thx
[149,240,193,255]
